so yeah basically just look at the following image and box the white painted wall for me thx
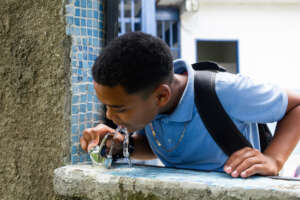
[180,2,300,171]
[180,2,300,90]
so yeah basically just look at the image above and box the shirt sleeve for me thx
[215,72,288,123]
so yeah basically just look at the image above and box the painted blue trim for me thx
[118,18,141,23]
[156,7,180,59]
[131,0,135,31]
[195,39,239,73]
[141,0,156,36]
[236,41,240,73]
[120,0,125,35]
[161,21,165,41]
[169,22,173,48]
[177,20,181,58]
[156,7,179,21]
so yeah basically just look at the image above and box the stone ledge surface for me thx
[54,164,300,200]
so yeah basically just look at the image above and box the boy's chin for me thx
[126,127,137,133]
[125,126,142,133]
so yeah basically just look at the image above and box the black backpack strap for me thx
[192,61,227,72]
[194,70,253,156]
[258,123,273,152]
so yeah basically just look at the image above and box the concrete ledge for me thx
[54,164,300,200]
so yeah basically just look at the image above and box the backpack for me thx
[192,61,273,156]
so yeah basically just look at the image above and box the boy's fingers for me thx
[240,164,264,178]
[81,129,94,152]
[231,156,261,177]
[225,147,250,165]
[224,147,257,174]
[87,137,100,151]
[229,152,279,178]
[97,126,116,141]
[80,137,88,152]
[113,131,125,144]
[80,124,115,152]
[82,128,92,141]
[112,132,125,152]
[81,129,100,152]
[105,131,124,150]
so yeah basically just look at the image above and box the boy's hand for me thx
[223,147,280,178]
[80,124,124,152]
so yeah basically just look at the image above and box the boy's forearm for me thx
[131,133,157,160]
[264,105,300,171]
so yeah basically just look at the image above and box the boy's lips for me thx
[114,122,126,127]
[113,122,139,132]
[114,122,129,129]
[121,125,136,132]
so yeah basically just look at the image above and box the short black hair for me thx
[92,32,174,96]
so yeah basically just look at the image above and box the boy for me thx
[80,32,300,178]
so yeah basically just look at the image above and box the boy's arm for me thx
[224,90,300,178]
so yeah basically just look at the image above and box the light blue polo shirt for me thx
[140,59,288,172]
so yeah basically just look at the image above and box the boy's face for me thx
[94,82,161,133]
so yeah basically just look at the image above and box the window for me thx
[196,40,239,73]
[156,7,180,59]
[118,0,142,35]
[118,1,181,59]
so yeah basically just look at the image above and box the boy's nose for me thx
[106,109,119,124]
[106,109,113,120]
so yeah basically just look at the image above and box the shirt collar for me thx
[155,59,195,122]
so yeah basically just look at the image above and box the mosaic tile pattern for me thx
[65,0,105,164]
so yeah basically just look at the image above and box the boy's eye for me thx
[111,108,127,113]
[116,109,127,113]
[105,105,127,113]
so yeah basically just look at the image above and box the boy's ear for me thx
[154,84,171,107]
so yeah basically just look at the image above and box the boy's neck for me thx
[159,74,188,115]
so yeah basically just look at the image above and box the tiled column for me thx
[65,0,105,164]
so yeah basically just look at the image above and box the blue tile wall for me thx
[65,0,105,164]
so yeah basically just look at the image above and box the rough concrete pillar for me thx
[0,1,70,199]
[0,0,107,199]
